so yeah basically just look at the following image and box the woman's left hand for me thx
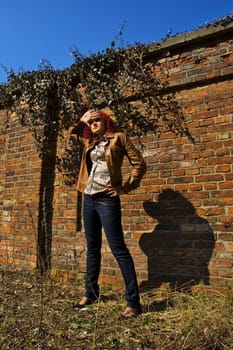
[106,184,124,197]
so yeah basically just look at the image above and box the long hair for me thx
[82,110,118,142]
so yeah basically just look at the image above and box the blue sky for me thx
[0,0,232,83]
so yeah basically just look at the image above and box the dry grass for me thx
[0,271,232,350]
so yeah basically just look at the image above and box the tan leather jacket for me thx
[71,123,147,194]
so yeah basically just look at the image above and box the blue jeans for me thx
[83,193,140,308]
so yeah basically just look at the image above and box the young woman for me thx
[70,109,147,317]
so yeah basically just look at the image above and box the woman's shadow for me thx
[139,189,215,291]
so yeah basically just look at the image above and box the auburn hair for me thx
[82,110,118,141]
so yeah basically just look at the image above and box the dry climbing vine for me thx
[0,38,188,161]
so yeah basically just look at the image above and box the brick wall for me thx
[0,20,233,290]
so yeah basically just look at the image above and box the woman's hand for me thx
[106,184,124,197]
[80,110,100,125]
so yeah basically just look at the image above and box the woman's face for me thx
[88,116,105,136]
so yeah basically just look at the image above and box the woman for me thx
[70,109,147,317]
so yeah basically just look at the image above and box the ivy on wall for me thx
[0,39,188,161]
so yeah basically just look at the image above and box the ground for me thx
[0,271,232,349]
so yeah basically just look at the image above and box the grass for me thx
[0,271,232,349]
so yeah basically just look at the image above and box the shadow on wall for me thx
[37,131,83,273]
[37,131,58,274]
[139,189,215,291]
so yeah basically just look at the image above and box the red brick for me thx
[216,165,231,172]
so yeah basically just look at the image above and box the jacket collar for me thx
[86,132,114,150]
[105,131,115,139]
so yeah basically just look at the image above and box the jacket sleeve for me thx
[68,121,88,146]
[121,134,147,194]
[69,120,86,136]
